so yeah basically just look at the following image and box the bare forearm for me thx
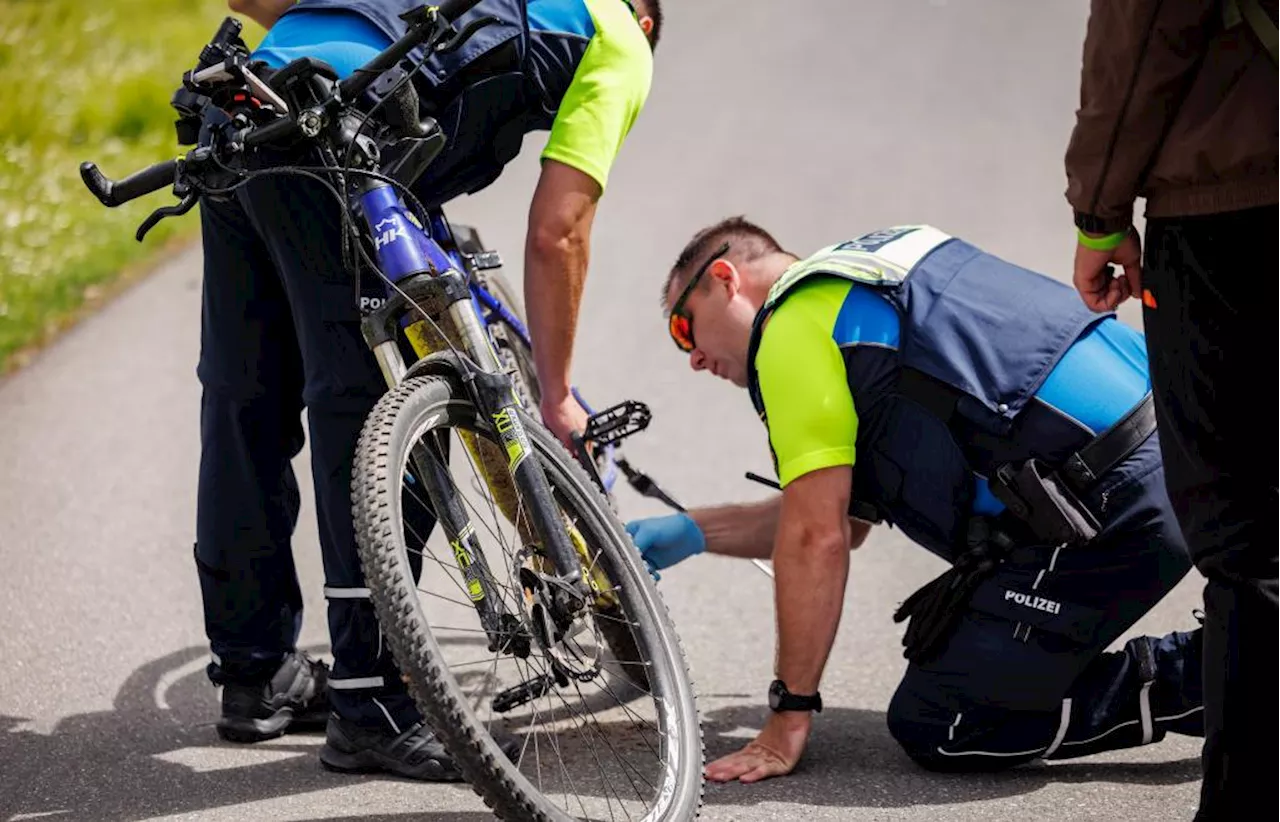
[524,234,587,405]
[228,0,295,30]
[773,516,850,694]
[692,498,871,560]
[689,499,781,559]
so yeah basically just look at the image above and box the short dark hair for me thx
[662,216,790,308]
[637,0,663,51]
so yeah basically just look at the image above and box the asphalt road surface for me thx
[0,2,1205,821]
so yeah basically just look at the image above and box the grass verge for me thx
[0,0,263,374]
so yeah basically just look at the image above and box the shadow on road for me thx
[0,646,492,822]
[699,704,1201,811]
[0,647,1201,821]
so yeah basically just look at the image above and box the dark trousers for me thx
[194,167,432,732]
[1142,205,1279,822]
[888,436,1204,768]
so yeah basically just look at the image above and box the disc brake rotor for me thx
[513,546,604,682]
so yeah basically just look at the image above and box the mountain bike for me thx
[79,3,703,819]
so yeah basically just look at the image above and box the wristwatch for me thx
[768,679,823,713]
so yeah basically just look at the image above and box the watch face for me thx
[768,680,784,710]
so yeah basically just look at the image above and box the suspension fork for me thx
[356,182,530,653]
[406,435,530,654]
[356,182,590,638]
[446,294,595,616]
[411,271,598,617]
[375,322,527,654]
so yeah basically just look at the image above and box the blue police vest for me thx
[745,226,1110,561]
[286,0,586,206]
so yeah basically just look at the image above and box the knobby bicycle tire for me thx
[351,375,704,822]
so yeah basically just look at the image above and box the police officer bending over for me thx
[627,219,1203,783]
[198,0,660,780]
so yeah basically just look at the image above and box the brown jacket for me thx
[1065,0,1278,233]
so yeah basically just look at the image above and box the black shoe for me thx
[216,652,330,744]
[319,715,521,782]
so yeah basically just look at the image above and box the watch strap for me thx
[769,679,823,713]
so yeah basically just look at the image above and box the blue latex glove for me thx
[624,513,706,580]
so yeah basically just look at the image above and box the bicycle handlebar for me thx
[80,2,487,214]
[336,0,482,103]
[437,0,484,22]
[243,115,299,149]
[80,159,178,207]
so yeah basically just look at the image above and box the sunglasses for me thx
[668,241,730,353]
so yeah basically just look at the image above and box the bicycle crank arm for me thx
[569,432,607,496]
[615,457,686,513]
[491,668,568,713]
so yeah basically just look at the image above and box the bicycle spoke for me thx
[591,669,664,759]
[379,405,682,821]
[514,656,591,821]
[546,681,632,821]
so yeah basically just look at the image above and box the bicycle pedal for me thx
[583,400,652,448]
[492,672,554,713]
[463,249,503,271]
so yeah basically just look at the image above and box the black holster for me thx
[988,458,1100,547]
[987,393,1158,547]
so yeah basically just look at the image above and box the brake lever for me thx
[136,190,198,242]
[435,16,501,55]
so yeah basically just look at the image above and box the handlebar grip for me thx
[436,0,483,22]
[79,159,178,208]
[211,16,243,50]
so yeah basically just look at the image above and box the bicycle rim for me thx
[352,376,704,822]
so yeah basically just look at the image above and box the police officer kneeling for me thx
[627,219,1203,783]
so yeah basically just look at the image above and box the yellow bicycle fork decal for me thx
[449,524,486,603]
[491,408,528,472]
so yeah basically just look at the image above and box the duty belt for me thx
[1059,392,1157,494]
[893,365,1158,547]
[893,390,1158,664]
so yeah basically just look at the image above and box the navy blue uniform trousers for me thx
[194,166,430,732]
[888,435,1204,770]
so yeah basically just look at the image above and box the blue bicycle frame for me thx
[356,182,621,493]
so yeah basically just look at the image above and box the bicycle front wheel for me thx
[352,375,704,822]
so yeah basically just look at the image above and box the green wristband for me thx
[1077,228,1129,251]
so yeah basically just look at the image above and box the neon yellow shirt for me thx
[539,0,653,192]
[755,278,860,487]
